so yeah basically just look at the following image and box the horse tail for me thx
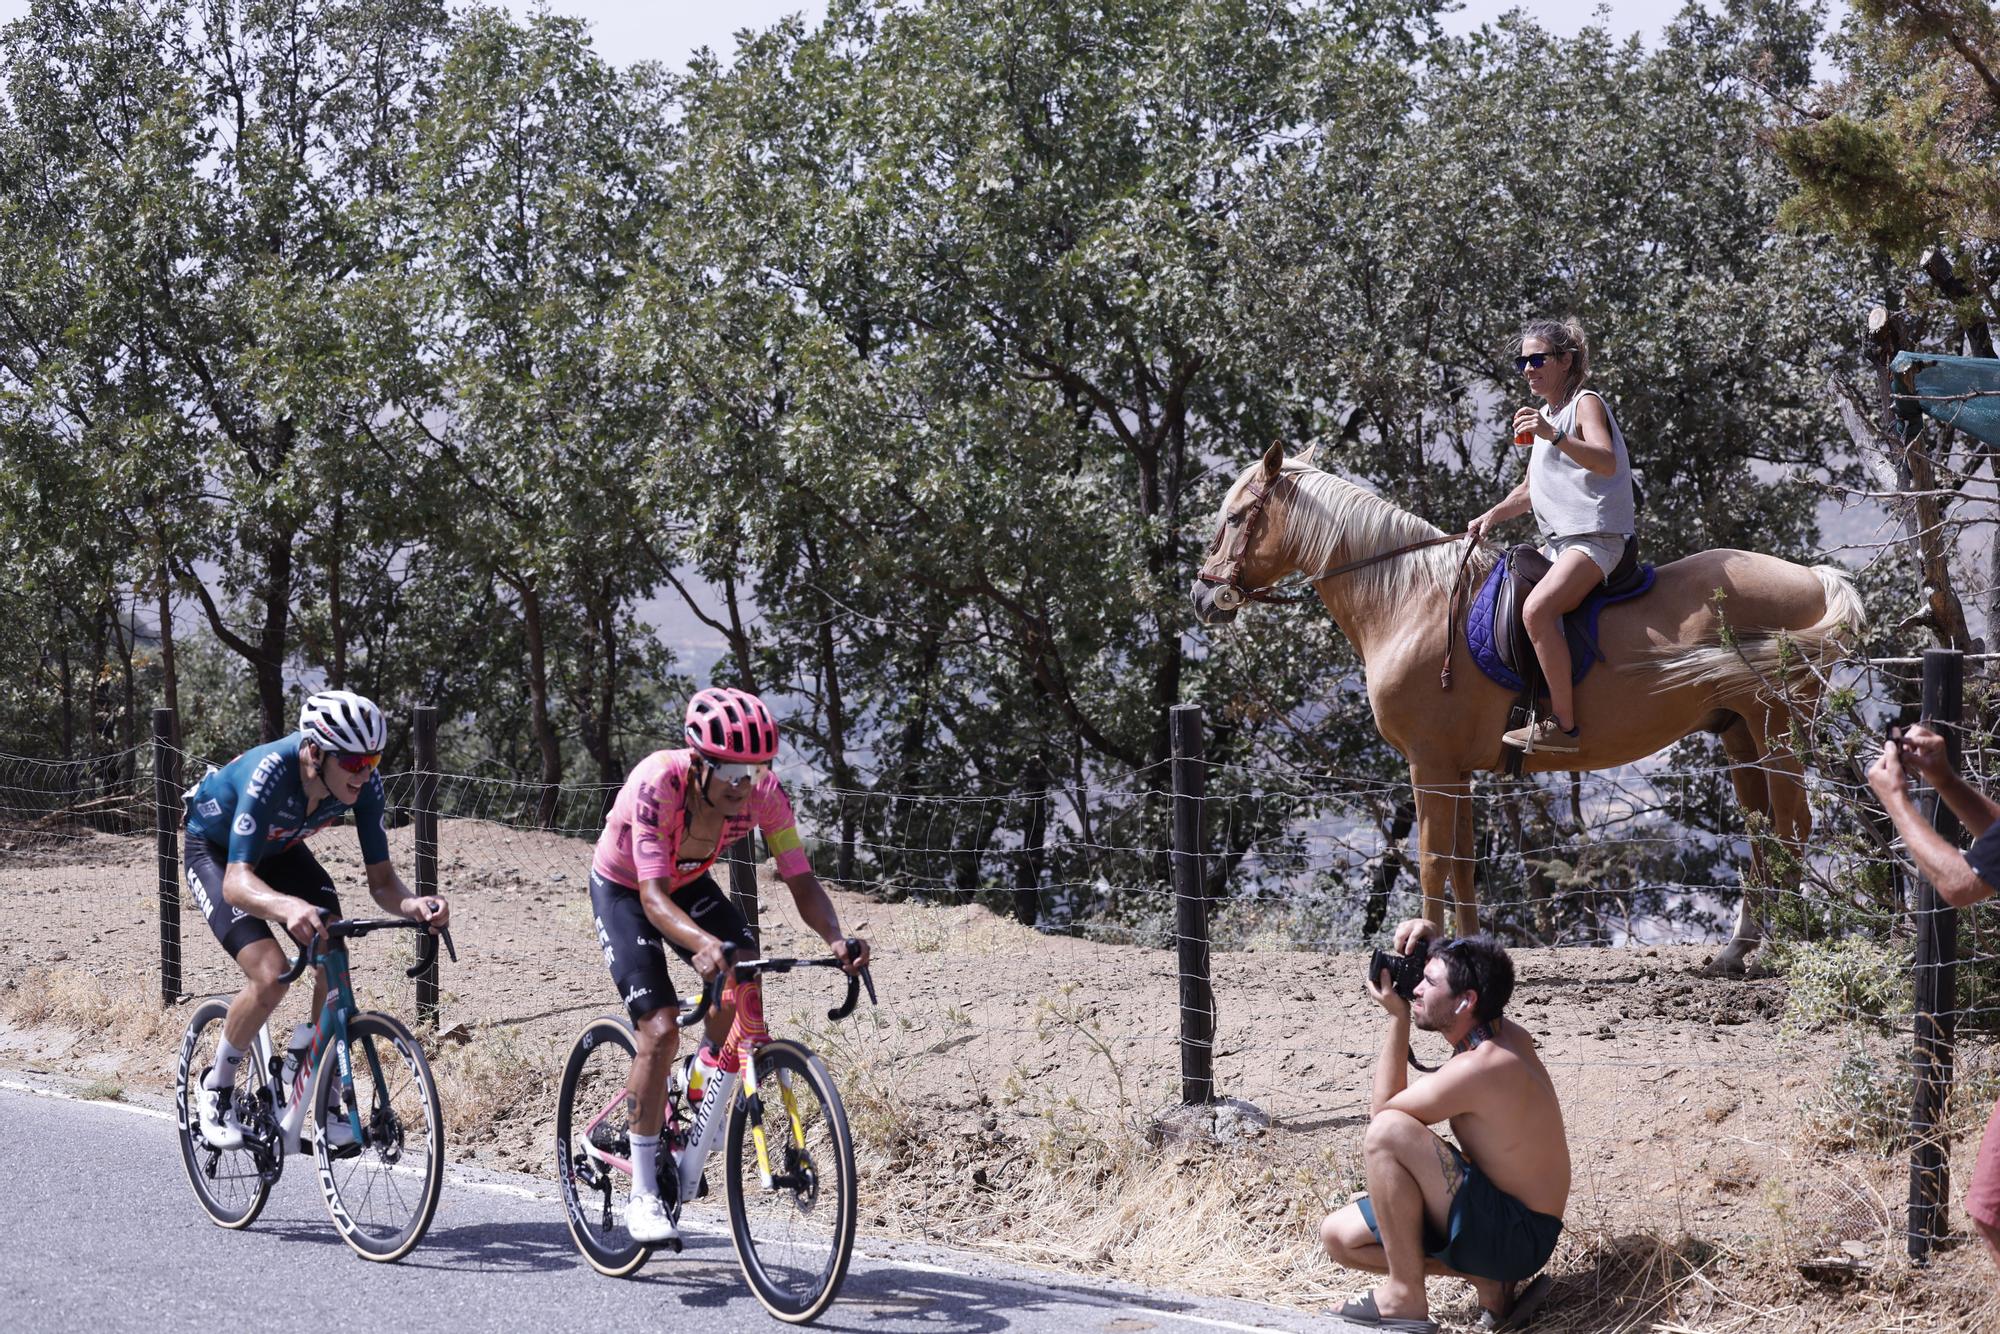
[1645,564,1867,699]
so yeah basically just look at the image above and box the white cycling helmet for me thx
[300,689,388,754]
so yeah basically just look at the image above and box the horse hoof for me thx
[1703,949,1751,978]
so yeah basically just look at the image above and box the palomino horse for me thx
[1190,443,1866,973]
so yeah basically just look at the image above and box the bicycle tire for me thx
[310,1011,444,1262]
[724,1038,858,1324]
[555,1015,655,1277]
[175,998,276,1229]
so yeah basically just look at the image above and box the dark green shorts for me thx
[1356,1145,1562,1284]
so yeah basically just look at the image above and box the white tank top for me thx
[1527,389,1636,539]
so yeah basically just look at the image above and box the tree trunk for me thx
[721,562,755,690]
[155,530,180,748]
[254,532,294,741]
[328,496,346,689]
[515,577,563,829]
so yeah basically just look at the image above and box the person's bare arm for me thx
[221,862,327,945]
[779,868,871,972]
[1870,742,1996,908]
[1895,725,2000,838]
[1469,480,1532,543]
[638,879,731,979]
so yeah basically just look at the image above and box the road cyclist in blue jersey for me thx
[182,689,450,1149]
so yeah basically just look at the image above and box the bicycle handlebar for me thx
[277,913,459,986]
[674,942,738,1029]
[683,937,877,1023]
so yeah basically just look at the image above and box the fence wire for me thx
[2,662,1998,1283]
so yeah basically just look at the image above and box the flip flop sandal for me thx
[1329,1290,1439,1332]
[1483,1273,1555,1332]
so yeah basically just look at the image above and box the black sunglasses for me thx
[1513,352,1555,371]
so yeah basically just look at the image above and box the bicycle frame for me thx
[578,964,848,1199]
[241,944,386,1160]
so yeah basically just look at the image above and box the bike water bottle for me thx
[281,1023,314,1097]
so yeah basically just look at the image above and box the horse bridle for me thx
[1196,473,1298,611]
[1196,469,1483,689]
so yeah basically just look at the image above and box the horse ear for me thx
[1259,439,1285,479]
[1295,442,1319,466]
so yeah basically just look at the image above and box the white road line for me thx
[1,1077,1310,1329]
[1134,1310,1301,1333]
[0,1078,174,1121]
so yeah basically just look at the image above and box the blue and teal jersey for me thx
[183,732,390,866]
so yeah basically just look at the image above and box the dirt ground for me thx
[4,819,1998,1331]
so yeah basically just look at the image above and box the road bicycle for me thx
[556,943,877,1323]
[174,916,457,1262]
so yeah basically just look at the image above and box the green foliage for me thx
[1796,1041,1906,1151]
[1773,936,1909,1033]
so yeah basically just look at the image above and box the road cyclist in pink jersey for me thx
[587,685,872,1245]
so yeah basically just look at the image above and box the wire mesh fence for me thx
[2,652,1998,1287]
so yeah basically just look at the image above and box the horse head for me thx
[1190,440,1316,626]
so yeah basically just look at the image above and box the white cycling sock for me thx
[631,1131,661,1198]
[207,1036,245,1091]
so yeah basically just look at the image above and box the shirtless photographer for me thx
[1322,921,1570,1333]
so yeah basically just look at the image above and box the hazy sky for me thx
[0,2,1848,71]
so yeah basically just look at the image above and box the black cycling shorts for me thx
[184,835,343,959]
[589,869,754,1021]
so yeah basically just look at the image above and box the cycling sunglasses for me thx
[1513,352,1555,371]
[332,751,381,774]
[710,761,769,787]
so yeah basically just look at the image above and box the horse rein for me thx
[1196,469,1483,690]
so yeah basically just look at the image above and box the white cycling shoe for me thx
[197,1077,245,1150]
[321,1110,358,1151]
[625,1192,680,1245]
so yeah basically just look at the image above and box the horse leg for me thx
[1711,713,1775,976]
[1413,773,1474,934]
[1452,778,1479,936]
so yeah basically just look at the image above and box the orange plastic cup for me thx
[1514,430,1534,446]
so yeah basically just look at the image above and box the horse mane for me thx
[1272,461,1494,602]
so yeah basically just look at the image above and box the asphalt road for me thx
[0,1076,1348,1333]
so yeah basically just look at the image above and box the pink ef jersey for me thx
[592,749,812,891]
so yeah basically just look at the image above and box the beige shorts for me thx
[1541,532,1627,581]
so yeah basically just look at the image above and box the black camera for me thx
[1368,936,1430,1001]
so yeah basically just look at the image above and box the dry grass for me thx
[427,1022,564,1173]
[0,964,187,1053]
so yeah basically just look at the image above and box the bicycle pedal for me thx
[663,1237,684,1255]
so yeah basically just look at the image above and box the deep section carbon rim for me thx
[174,998,275,1230]
[556,1015,653,1277]
[312,1012,444,1262]
[724,1040,858,1323]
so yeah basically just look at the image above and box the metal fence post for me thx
[153,708,181,1003]
[1014,760,1050,927]
[728,834,761,951]
[1171,704,1213,1105]
[1909,647,1964,1262]
[413,705,440,1028]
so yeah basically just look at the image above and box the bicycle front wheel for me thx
[175,998,275,1229]
[724,1038,858,1324]
[555,1015,653,1277]
[310,1011,444,1262]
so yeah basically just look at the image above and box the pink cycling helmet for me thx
[684,687,779,763]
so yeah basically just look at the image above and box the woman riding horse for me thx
[1191,436,1863,974]
[1468,317,1637,756]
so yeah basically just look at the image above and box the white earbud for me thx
[1455,999,1469,1014]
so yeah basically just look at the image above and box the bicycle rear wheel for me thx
[175,999,277,1228]
[555,1015,655,1276]
[724,1039,858,1324]
[311,1011,444,1262]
